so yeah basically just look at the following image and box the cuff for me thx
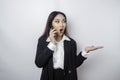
[47,42,56,51]
[81,50,89,58]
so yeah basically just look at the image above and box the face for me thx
[52,14,67,37]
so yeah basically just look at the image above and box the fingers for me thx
[51,28,57,33]
[49,28,57,44]
[95,46,104,49]
[90,45,103,48]
[85,45,104,53]
[89,45,104,51]
[50,28,57,37]
[50,28,56,32]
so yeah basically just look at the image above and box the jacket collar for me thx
[46,35,71,42]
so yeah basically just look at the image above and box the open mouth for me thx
[60,29,63,33]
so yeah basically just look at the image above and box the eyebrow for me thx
[54,19,59,21]
[54,19,65,21]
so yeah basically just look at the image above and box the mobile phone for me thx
[51,27,58,38]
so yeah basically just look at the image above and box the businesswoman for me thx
[35,11,103,80]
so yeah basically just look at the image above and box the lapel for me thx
[64,40,71,69]
[45,42,54,80]
[48,57,54,80]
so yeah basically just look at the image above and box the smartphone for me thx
[51,27,58,38]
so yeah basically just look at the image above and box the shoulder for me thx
[68,36,77,45]
[37,36,48,45]
[38,36,47,42]
[67,37,77,50]
[37,36,48,48]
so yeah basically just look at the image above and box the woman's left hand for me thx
[85,45,104,53]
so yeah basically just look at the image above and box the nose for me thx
[60,22,64,27]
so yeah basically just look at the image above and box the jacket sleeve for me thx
[35,37,53,68]
[72,40,87,68]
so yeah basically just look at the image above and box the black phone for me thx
[51,27,58,38]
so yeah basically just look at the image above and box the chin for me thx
[61,34,64,37]
[58,34,63,37]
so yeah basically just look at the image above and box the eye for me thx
[62,19,66,23]
[55,20,59,23]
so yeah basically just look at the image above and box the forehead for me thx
[54,14,65,20]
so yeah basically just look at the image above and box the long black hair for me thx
[40,11,69,39]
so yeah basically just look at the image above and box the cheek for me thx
[53,26,59,30]
[64,23,67,27]
[52,23,58,28]
[63,25,66,29]
[52,24,59,31]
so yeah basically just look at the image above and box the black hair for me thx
[40,11,68,39]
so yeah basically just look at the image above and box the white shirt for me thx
[46,35,88,69]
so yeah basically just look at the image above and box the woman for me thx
[35,11,103,80]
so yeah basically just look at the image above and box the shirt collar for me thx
[46,35,71,42]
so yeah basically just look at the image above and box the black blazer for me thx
[35,36,87,80]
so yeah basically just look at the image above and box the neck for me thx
[56,35,63,42]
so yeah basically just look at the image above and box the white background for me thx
[0,0,120,80]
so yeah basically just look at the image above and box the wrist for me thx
[49,38,56,45]
[85,49,89,53]
[51,41,56,45]
[47,42,56,51]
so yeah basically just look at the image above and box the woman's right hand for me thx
[49,28,57,44]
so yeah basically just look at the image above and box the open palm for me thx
[85,45,104,53]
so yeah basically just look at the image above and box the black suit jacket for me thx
[35,36,87,80]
